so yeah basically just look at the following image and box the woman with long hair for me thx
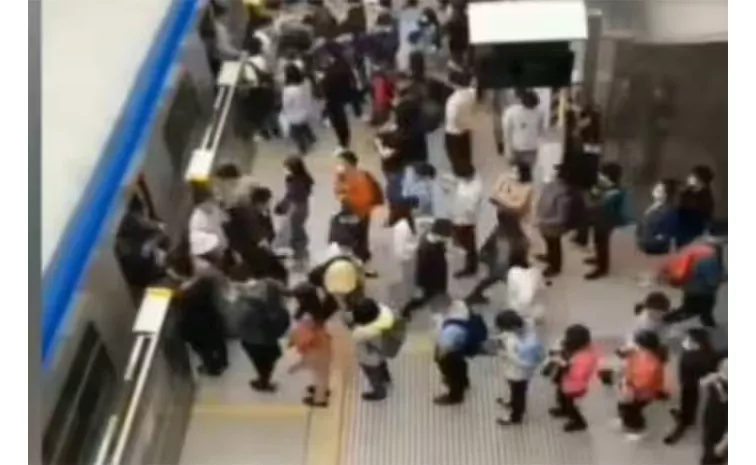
[275,156,315,265]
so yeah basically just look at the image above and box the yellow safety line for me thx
[192,404,309,418]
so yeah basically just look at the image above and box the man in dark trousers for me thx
[402,219,453,318]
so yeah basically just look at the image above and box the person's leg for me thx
[379,361,392,385]
[290,123,309,154]
[306,357,331,406]
[665,383,700,444]
[542,234,563,276]
[435,353,466,404]
[453,225,478,277]
[360,364,387,400]
[696,293,718,328]
[466,274,502,304]
[562,394,587,431]
[664,292,706,325]
[327,103,351,148]
[501,379,528,424]
[586,228,611,279]
[289,203,310,260]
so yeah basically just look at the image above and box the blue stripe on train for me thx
[42,0,202,368]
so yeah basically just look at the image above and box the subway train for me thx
[41,3,247,464]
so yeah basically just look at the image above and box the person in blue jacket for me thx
[636,179,679,255]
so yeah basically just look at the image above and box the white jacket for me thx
[392,219,418,262]
[281,82,314,125]
[502,104,544,152]
[449,175,483,225]
[495,331,530,381]
[189,202,228,255]
[506,266,546,320]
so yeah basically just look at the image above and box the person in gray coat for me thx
[535,166,571,277]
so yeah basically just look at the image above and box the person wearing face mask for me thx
[676,165,715,248]
[663,328,718,445]
[699,356,727,465]
[583,162,628,280]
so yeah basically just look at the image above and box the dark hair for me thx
[691,165,714,185]
[643,291,671,312]
[352,298,381,325]
[562,324,592,355]
[250,186,273,205]
[448,66,472,87]
[338,150,359,167]
[245,35,264,56]
[415,162,437,179]
[455,162,476,179]
[600,162,623,185]
[284,63,304,86]
[686,328,714,353]
[519,89,539,109]
[495,309,525,332]
[191,184,214,205]
[508,247,530,269]
[634,330,668,363]
[431,218,453,237]
[292,282,328,323]
[284,156,314,187]
[514,162,533,183]
[215,162,241,179]
[659,178,679,200]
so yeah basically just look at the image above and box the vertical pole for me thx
[582,9,604,104]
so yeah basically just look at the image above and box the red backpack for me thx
[662,244,714,287]
[626,350,666,401]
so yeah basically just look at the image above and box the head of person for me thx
[283,63,305,86]
[562,324,592,355]
[352,298,381,325]
[681,327,713,353]
[495,309,525,334]
[250,186,273,212]
[517,89,539,109]
[428,218,453,242]
[688,165,714,189]
[513,162,533,184]
[291,282,326,322]
[336,150,359,174]
[705,218,727,244]
[191,184,216,207]
[651,178,678,204]
[598,162,622,188]
[639,291,671,321]
[448,65,472,89]
[633,330,667,361]
[245,35,264,56]
[284,155,312,181]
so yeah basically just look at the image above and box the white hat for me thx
[323,258,360,295]
[190,231,221,257]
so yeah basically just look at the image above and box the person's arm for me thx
[215,23,241,59]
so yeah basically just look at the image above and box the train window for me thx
[162,72,202,174]
[43,324,117,465]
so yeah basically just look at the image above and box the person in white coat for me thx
[391,209,419,309]
[506,253,547,323]
[502,89,544,170]
[189,185,229,261]
[446,163,483,277]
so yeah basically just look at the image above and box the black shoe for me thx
[583,257,597,265]
[563,421,587,432]
[663,428,686,445]
[361,391,387,401]
[303,396,329,408]
[250,379,277,392]
[496,417,522,427]
[433,394,464,406]
[365,270,379,279]
[306,385,332,397]
[548,407,567,418]
[454,268,478,279]
[543,268,561,279]
[584,269,608,280]
[496,397,512,409]
[535,254,549,263]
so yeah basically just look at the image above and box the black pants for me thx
[508,379,529,422]
[466,274,503,301]
[403,289,448,317]
[618,400,649,432]
[325,102,351,148]
[445,132,472,176]
[663,292,718,327]
[542,234,563,273]
[290,122,316,154]
[453,224,478,272]
[188,333,228,375]
[557,389,586,427]
[592,228,613,273]
[361,362,390,396]
[241,342,282,385]
[701,417,727,464]
[669,383,700,437]
[436,352,469,400]
[354,216,372,263]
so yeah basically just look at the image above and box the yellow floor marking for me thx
[192,403,308,418]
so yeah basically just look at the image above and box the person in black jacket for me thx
[676,165,715,248]
[275,156,315,264]
[248,186,288,283]
[700,356,727,465]
[402,218,453,317]
[319,44,359,150]
[663,328,719,444]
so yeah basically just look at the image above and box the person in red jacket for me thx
[546,324,599,432]
[370,61,396,126]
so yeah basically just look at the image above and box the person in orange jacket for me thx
[334,150,384,275]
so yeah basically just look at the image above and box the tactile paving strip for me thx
[340,352,701,465]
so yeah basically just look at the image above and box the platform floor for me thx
[177,87,726,465]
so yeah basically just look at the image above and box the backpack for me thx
[663,244,714,287]
[380,306,407,358]
[445,313,489,357]
[517,329,546,377]
[625,351,665,401]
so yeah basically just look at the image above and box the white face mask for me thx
[681,338,696,351]
[687,175,699,187]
